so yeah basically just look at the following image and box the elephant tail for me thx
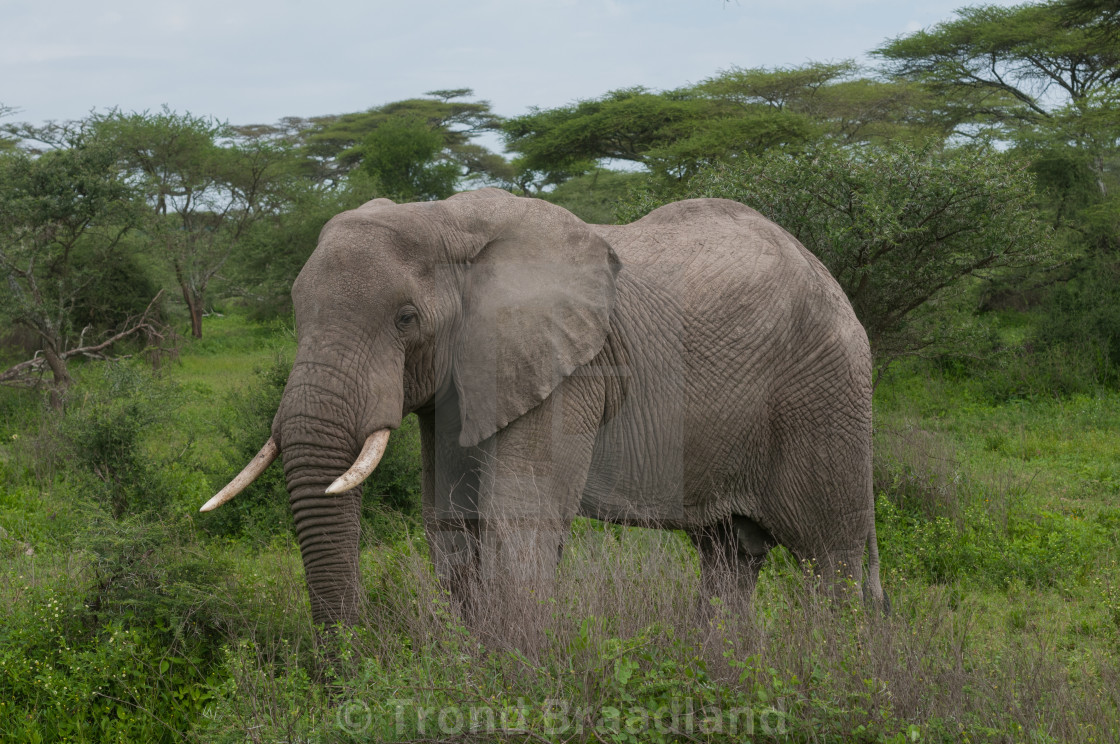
[864,522,889,614]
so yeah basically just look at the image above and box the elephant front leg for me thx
[475,373,604,650]
[418,407,482,621]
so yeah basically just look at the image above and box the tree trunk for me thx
[179,281,204,339]
[174,262,205,339]
[188,298,203,339]
[40,342,71,410]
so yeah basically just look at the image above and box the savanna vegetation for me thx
[1,0,1118,740]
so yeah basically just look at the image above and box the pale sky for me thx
[2,0,1021,133]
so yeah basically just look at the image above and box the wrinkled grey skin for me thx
[273,188,884,626]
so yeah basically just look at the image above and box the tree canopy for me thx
[503,62,969,189]
[874,0,1120,277]
[0,126,148,399]
[95,109,297,338]
[874,1,1120,138]
[295,89,508,190]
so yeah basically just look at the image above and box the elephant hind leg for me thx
[766,378,877,606]
[690,515,775,615]
[804,542,868,601]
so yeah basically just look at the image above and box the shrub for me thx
[50,362,188,519]
[542,169,647,224]
[0,515,228,743]
[1032,252,1120,388]
[873,421,1110,589]
[69,244,165,334]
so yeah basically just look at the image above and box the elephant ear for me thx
[449,197,620,447]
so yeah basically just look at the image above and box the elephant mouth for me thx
[200,428,392,511]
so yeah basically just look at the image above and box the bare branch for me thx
[0,291,168,389]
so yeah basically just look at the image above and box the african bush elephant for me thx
[205,188,885,628]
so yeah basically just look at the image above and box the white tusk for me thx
[325,429,392,495]
[200,438,279,512]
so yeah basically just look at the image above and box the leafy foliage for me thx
[0,517,228,743]
[95,108,297,338]
[295,89,507,188]
[503,85,810,187]
[1031,252,1120,386]
[541,169,647,224]
[358,117,461,202]
[504,63,966,191]
[872,0,1120,389]
[693,61,957,146]
[0,127,143,396]
[874,0,1120,131]
[873,0,1120,238]
[55,363,189,519]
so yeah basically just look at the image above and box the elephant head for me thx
[203,189,619,625]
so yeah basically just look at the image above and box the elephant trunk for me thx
[201,338,405,627]
[275,370,375,627]
[283,438,364,626]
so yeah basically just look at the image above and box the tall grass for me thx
[197,518,1120,743]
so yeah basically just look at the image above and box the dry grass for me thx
[201,515,1120,743]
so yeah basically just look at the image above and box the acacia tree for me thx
[693,61,970,146]
[874,1,1120,201]
[502,88,728,187]
[503,63,967,191]
[357,116,462,201]
[295,89,509,191]
[875,1,1120,123]
[875,0,1120,379]
[0,127,155,403]
[97,109,295,337]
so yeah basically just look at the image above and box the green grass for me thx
[1,312,1118,742]
[872,359,1120,694]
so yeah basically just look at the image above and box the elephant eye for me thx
[395,306,418,331]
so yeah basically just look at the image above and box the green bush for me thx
[0,516,228,743]
[69,245,164,333]
[1032,253,1120,388]
[54,363,188,519]
[874,442,1110,590]
[542,169,647,225]
[976,339,1108,402]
